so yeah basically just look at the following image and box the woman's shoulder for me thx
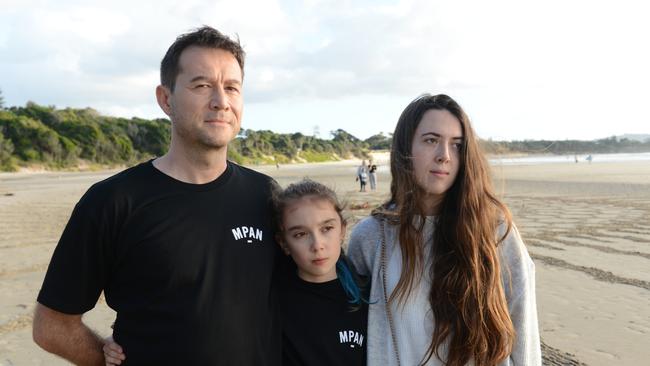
[351,215,382,234]
[497,221,535,274]
[346,216,384,264]
[349,217,382,247]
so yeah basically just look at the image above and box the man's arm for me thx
[33,303,105,366]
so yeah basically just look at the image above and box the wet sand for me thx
[1,156,648,365]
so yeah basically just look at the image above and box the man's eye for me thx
[293,232,305,239]
[322,226,334,233]
[424,138,438,144]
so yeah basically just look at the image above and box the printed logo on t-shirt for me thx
[338,330,364,349]
[231,226,264,243]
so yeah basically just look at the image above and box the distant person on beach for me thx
[368,164,378,191]
[356,160,368,192]
[348,94,541,365]
[32,26,281,365]
[586,154,593,164]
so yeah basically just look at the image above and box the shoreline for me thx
[4,150,650,176]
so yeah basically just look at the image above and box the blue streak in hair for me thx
[336,258,374,305]
[336,260,361,304]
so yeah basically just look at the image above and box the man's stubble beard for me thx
[171,110,234,151]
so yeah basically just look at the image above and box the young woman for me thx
[103,179,368,366]
[348,94,541,366]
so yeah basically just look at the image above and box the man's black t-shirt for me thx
[38,161,281,365]
[280,270,367,366]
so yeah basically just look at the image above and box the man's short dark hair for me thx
[161,26,245,91]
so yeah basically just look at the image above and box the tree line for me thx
[0,102,376,171]
[480,137,650,155]
[0,99,648,172]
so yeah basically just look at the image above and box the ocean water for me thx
[489,152,650,166]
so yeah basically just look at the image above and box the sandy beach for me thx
[1,155,648,365]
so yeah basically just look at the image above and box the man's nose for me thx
[210,87,229,110]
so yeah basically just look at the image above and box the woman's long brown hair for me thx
[374,94,515,366]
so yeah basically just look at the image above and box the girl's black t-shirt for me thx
[280,270,368,366]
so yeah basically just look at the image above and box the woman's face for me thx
[410,109,463,214]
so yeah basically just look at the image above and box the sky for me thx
[1,0,649,141]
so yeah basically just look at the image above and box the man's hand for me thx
[33,303,105,366]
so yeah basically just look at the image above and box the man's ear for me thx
[156,85,173,116]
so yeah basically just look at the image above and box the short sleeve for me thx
[37,185,115,314]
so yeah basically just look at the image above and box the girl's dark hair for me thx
[271,178,367,309]
[374,94,515,366]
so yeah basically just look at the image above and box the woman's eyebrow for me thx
[421,132,463,140]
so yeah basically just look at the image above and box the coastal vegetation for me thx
[0,101,648,171]
[481,137,650,155]
[0,102,373,171]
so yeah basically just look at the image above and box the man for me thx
[33,26,281,365]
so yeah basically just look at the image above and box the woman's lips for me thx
[430,170,449,176]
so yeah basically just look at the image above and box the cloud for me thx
[0,0,648,140]
[242,0,454,101]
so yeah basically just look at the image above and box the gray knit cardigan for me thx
[347,216,542,366]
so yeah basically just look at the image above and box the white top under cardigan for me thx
[347,216,541,366]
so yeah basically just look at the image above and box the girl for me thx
[272,178,368,366]
[103,179,368,366]
[347,94,541,366]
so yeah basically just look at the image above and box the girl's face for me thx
[280,196,345,283]
[411,109,463,214]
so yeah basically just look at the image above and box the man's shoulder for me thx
[106,160,152,181]
[229,161,274,188]
[82,161,153,203]
[230,161,272,179]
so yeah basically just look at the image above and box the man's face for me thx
[160,46,243,150]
